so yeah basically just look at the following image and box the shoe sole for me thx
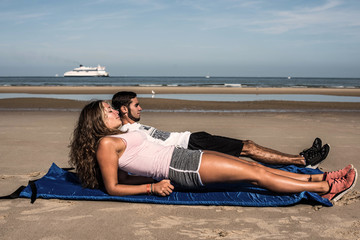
[332,167,358,202]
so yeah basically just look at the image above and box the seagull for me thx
[151,90,155,95]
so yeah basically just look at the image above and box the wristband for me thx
[150,183,153,195]
[146,184,151,195]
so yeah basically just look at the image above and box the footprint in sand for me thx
[20,200,75,215]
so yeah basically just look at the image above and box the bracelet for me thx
[150,183,153,195]
[146,184,151,195]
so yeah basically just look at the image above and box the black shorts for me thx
[188,131,244,157]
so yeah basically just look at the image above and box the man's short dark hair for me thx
[112,91,137,112]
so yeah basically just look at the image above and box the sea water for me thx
[1,76,360,103]
[0,76,359,88]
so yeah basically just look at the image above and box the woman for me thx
[69,100,357,202]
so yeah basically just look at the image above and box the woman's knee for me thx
[250,165,269,183]
[240,164,266,183]
[248,161,261,167]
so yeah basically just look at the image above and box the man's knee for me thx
[242,140,255,151]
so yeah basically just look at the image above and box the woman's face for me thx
[102,102,122,129]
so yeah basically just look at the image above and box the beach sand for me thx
[1,86,360,239]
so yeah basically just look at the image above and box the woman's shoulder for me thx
[99,135,125,150]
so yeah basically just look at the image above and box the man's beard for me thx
[128,111,140,122]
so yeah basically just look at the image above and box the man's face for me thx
[127,97,142,123]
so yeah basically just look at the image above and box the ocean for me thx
[0,76,360,88]
[1,76,360,104]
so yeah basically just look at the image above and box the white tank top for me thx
[120,123,191,148]
[111,131,175,180]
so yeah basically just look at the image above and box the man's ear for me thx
[120,106,128,114]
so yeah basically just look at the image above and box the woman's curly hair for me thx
[69,100,122,189]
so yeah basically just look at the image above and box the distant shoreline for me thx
[1,86,360,112]
[1,86,360,96]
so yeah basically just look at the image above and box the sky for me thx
[0,0,359,77]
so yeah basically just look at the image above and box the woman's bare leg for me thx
[206,151,324,182]
[199,152,329,194]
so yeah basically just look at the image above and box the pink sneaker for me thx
[322,168,358,202]
[324,164,354,181]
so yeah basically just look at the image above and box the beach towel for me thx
[17,163,332,207]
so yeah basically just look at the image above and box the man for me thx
[112,91,330,168]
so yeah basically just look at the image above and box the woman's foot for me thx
[323,164,354,181]
[322,168,358,202]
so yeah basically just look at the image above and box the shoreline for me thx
[1,85,360,96]
[1,98,360,112]
[1,86,360,111]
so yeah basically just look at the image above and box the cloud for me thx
[0,11,49,24]
[248,0,360,35]
[169,0,359,38]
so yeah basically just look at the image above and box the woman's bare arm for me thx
[117,169,154,185]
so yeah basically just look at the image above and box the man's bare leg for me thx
[240,140,306,165]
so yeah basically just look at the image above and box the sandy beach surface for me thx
[1,86,360,239]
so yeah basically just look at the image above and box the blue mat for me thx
[19,163,332,207]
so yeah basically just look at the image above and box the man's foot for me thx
[301,138,323,168]
[303,144,330,169]
[322,168,358,202]
[324,164,354,181]
[312,137,322,151]
[300,138,322,155]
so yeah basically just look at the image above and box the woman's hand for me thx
[153,180,174,196]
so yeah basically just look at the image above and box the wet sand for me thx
[1,86,360,112]
[1,85,360,96]
[1,86,360,239]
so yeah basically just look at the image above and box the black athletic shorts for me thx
[187,131,244,157]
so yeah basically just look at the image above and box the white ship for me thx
[64,65,109,77]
